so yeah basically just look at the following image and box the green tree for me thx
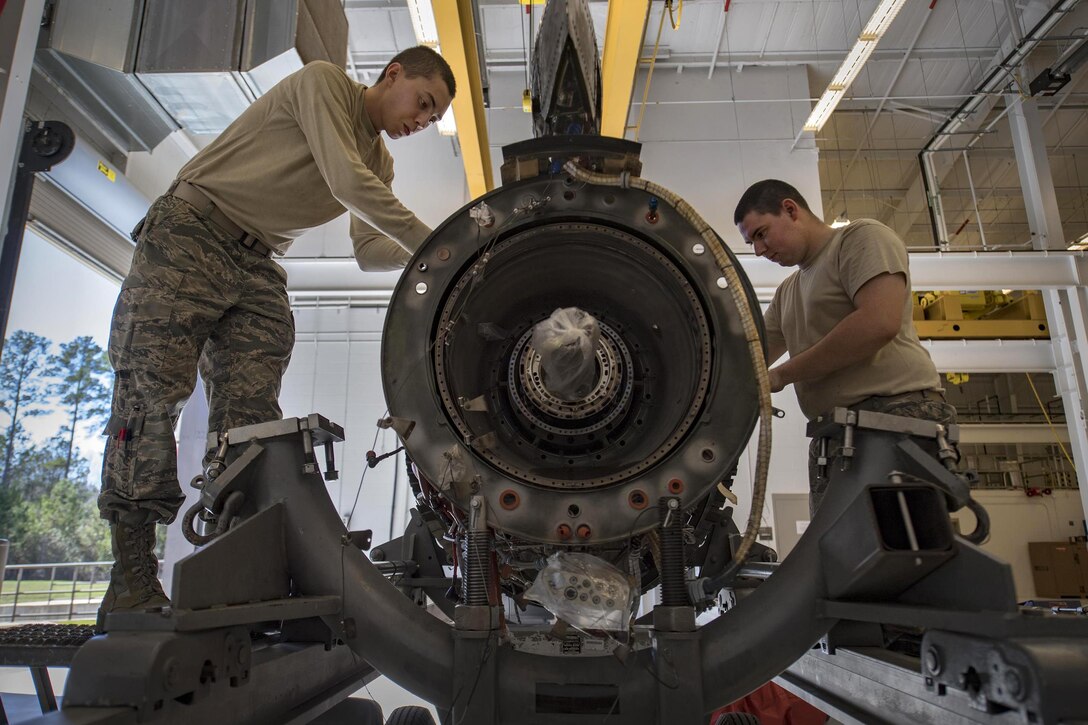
[0,331,53,489]
[48,336,111,481]
[2,435,108,567]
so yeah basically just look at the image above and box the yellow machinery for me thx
[913,290,1050,339]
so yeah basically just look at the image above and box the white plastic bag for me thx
[531,307,600,401]
[525,552,632,631]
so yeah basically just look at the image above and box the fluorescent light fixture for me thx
[802,0,909,132]
[406,0,439,47]
[1069,232,1088,250]
[862,0,909,37]
[437,112,457,136]
[831,217,851,229]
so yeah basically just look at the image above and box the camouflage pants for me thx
[808,390,957,515]
[99,194,294,523]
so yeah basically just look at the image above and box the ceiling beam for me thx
[346,46,1002,76]
[432,0,493,198]
[600,0,651,139]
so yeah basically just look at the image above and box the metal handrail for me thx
[1,559,164,622]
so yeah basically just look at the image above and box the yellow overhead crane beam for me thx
[600,0,651,139]
[432,0,493,198]
[913,291,1050,339]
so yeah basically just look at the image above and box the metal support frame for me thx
[1007,90,1088,503]
[17,412,1085,725]
[0,0,45,244]
[0,120,74,343]
[903,0,1078,243]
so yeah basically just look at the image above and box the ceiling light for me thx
[406,0,439,47]
[831,213,851,229]
[1069,232,1088,251]
[802,0,909,132]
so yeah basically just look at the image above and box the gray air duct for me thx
[38,0,349,145]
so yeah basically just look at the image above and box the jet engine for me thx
[381,141,769,609]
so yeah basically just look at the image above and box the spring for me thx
[658,497,689,606]
[461,529,492,606]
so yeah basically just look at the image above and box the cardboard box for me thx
[1029,541,1088,598]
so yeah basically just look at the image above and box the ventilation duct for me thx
[40,0,349,142]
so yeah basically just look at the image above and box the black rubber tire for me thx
[309,697,383,725]
[715,714,761,725]
[386,705,437,725]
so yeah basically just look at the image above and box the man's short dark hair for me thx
[377,46,457,99]
[733,179,812,225]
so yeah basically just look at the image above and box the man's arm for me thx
[350,215,411,271]
[768,272,905,392]
[766,339,787,368]
[289,63,431,252]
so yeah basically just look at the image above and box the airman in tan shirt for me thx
[98,47,457,621]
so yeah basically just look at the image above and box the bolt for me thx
[925,646,942,675]
[576,524,592,539]
[1004,669,1025,701]
[437,247,451,261]
[557,524,572,539]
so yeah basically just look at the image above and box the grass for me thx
[0,579,109,605]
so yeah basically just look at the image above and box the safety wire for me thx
[632,1,678,142]
[1025,373,1077,471]
[561,161,772,592]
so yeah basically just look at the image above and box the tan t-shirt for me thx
[175,61,429,271]
[764,219,941,419]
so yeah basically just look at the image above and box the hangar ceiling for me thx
[342,0,1088,249]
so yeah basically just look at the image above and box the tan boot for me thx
[96,510,170,631]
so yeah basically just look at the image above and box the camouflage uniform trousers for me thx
[808,389,957,515]
[99,194,294,524]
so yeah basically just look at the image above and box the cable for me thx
[346,425,385,526]
[632,2,670,142]
[666,0,683,30]
[1025,372,1076,471]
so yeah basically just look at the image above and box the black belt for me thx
[168,180,274,258]
[865,389,947,404]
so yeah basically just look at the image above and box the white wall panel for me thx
[280,305,410,544]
